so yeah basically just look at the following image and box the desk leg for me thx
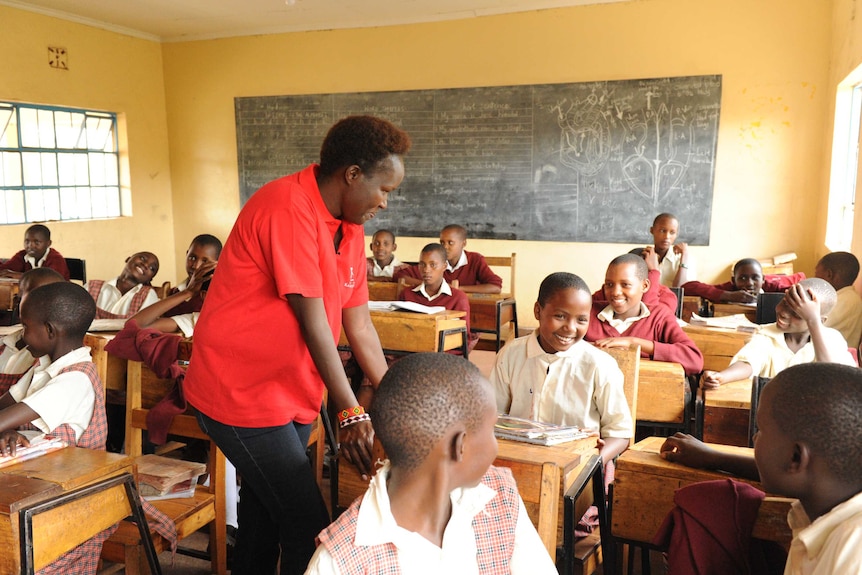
[537,462,561,558]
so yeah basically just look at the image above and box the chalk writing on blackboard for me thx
[235,75,721,244]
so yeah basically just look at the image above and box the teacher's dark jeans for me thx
[196,411,329,575]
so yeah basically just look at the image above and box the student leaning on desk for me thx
[701,279,855,389]
[661,363,862,575]
[183,115,411,575]
[0,223,71,280]
[683,257,805,304]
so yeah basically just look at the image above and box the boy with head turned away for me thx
[366,229,408,281]
[0,267,66,379]
[635,213,695,288]
[86,251,160,319]
[701,278,855,389]
[586,254,704,376]
[165,234,221,317]
[399,243,476,351]
[815,251,862,348]
[0,223,71,280]
[683,258,806,304]
[492,272,632,466]
[395,224,503,294]
[0,282,110,574]
[661,363,862,575]
[306,352,556,575]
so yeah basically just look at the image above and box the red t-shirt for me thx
[184,165,368,426]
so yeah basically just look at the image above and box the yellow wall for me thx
[0,7,177,283]
[162,0,832,324]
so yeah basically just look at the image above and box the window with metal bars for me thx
[0,101,122,224]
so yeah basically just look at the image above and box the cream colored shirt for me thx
[92,279,159,316]
[824,286,862,349]
[785,491,862,575]
[9,347,95,441]
[304,461,556,575]
[732,324,855,378]
[491,333,632,439]
[657,248,697,288]
[0,328,34,375]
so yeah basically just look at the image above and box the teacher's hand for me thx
[339,420,375,480]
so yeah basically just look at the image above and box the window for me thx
[0,101,122,225]
[826,75,862,251]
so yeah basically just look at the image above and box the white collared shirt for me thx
[371,256,404,278]
[732,324,856,378]
[92,278,160,316]
[784,491,862,574]
[9,347,95,440]
[304,461,556,575]
[447,251,468,273]
[597,302,651,334]
[657,249,697,287]
[23,247,51,270]
[413,279,453,303]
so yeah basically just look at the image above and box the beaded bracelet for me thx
[339,413,371,429]
[338,406,365,423]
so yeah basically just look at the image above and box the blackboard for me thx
[235,75,721,244]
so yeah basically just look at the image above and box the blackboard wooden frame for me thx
[235,75,721,244]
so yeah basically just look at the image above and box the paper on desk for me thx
[689,313,759,333]
[367,301,446,314]
[0,431,67,470]
[88,319,128,332]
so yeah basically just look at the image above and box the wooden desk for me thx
[0,447,157,573]
[682,323,751,372]
[637,359,687,426]
[612,437,793,547]
[340,309,467,353]
[702,378,752,446]
[0,277,19,312]
[367,280,399,301]
[85,332,194,393]
[336,436,595,558]
[467,293,518,350]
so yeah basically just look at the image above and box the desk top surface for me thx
[0,447,132,513]
[682,323,754,340]
[704,378,752,408]
[495,436,594,470]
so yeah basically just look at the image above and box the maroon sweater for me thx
[592,269,678,315]
[682,273,806,303]
[585,302,704,375]
[394,250,502,289]
[0,248,70,280]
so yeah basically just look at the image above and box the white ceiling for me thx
[1,0,628,42]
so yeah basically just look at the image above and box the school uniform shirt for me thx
[491,334,632,439]
[395,251,503,289]
[164,279,205,317]
[90,279,159,317]
[784,491,862,575]
[401,280,472,333]
[170,312,199,338]
[0,328,27,373]
[592,269,679,316]
[184,164,368,427]
[731,324,856,378]
[657,248,696,288]
[366,255,408,279]
[682,273,806,303]
[585,302,704,375]
[824,286,862,349]
[8,346,95,441]
[306,461,556,575]
[0,246,71,280]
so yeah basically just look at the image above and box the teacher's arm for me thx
[287,294,374,478]
[342,304,388,408]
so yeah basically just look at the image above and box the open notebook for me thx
[367,301,446,314]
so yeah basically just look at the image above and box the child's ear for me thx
[392,243,397,252]
[534,301,542,321]
[451,430,466,463]
[643,278,651,292]
[369,242,373,251]
[44,321,57,340]
[789,442,811,474]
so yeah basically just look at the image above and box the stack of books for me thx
[494,414,595,446]
[136,454,207,501]
[0,431,67,470]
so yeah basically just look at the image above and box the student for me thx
[634,213,695,288]
[85,251,160,319]
[585,254,704,376]
[0,267,66,378]
[399,243,475,351]
[814,251,862,349]
[0,281,110,574]
[395,224,503,293]
[683,258,806,304]
[492,272,632,466]
[366,229,408,281]
[594,246,679,315]
[306,352,557,575]
[127,259,216,337]
[701,278,855,388]
[165,234,222,317]
[660,363,862,574]
[0,223,71,280]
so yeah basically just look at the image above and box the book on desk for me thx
[0,431,67,470]
[494,415,594,446]
[689,313,759,333]
[367,300,446,314]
